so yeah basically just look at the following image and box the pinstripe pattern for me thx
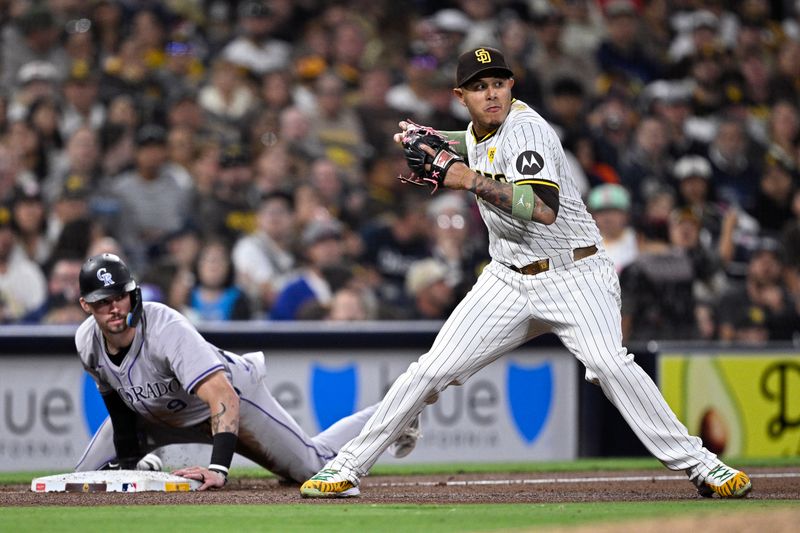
[473,101,600,266]
[333,266,533,476]
[321,98,721,485]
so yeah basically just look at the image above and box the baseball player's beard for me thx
[484,117,504,131]
[105,314,128,334]
[473,109,507,137]
[471,119,500,139]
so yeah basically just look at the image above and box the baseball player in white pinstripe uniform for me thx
[301,47,751,499]
[75,253,417,490]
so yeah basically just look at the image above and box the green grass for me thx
[3,457,796,532]
[0,500,794,533]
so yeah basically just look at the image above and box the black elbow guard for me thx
[532,183,560,216]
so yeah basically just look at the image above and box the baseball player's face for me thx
[80,293,131,334]
[454,77,515,137]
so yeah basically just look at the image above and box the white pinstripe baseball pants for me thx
[328,251,719,481]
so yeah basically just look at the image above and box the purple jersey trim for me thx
[240,397,336,461]
[186,364,225,393]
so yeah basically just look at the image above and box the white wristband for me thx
[208,464,229,477]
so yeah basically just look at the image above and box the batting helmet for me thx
[79,253,143,326]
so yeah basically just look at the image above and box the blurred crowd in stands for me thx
[0,0,798,344]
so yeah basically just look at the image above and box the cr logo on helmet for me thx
[96,267,114,286]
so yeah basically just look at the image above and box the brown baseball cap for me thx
[456,47,514,87]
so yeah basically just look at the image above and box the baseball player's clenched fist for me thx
[173,465,227,490]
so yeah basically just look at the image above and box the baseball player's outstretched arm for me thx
[174,371,240,490]
[394,121,556,224]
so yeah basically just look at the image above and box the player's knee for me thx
[584,348,634,383]
[583,357,616,383]
[420,370,455,402]
[404,360,432,383]
[405,360,448,400]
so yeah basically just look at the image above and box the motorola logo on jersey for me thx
[96,267,114,286]
[515,151,544,176]
[310,364,357,432]
[506,362,553,443]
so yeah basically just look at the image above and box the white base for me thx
[31,470,202,493]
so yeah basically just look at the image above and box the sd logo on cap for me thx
[455,46,514,87]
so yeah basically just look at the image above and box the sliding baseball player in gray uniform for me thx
[301,47,751,499]
[75,253,417,489]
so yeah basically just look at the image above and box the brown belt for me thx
[508,245,598,276]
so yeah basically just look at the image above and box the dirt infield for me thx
[1,467,798,506]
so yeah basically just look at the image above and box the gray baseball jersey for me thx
[76,302,236,428]
[320,98,722,486]
[75,302,378,481]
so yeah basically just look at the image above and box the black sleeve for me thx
[101,391,141,468]
[532,183,560,216]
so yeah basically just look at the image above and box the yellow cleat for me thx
[701,465,752,498]
[300,469,360,498]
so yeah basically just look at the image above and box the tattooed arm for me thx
[195,371,240,435]
[409,140,556,224]
[174,371,239,490]
[448,163,557,225]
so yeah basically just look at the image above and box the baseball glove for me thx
[400,121,464,193]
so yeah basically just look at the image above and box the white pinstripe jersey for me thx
[465,99,601,266]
